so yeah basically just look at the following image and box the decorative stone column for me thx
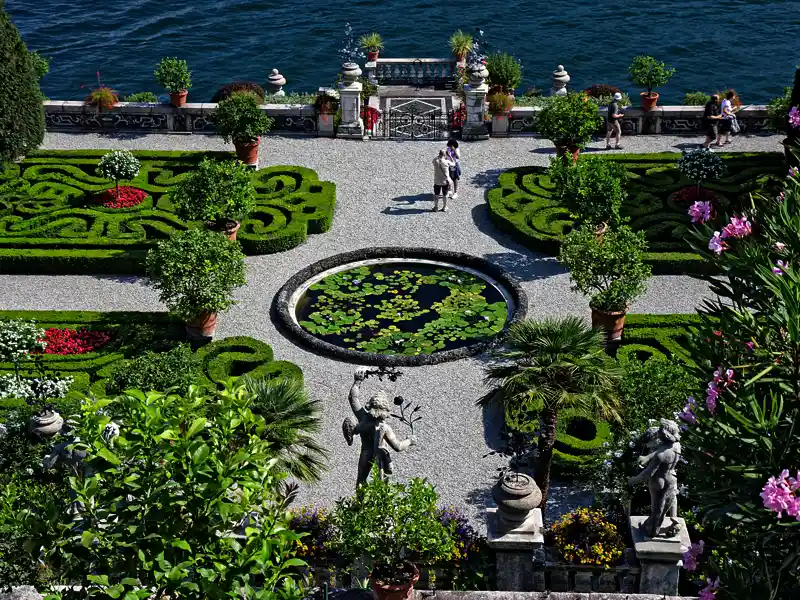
[266,69,286,97]
[337,62,364,139]
[486,473,544,591]
[630,516,692,596]
[462,63,489,141]
[551,65,570,96]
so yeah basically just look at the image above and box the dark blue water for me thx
[7,0,799,104]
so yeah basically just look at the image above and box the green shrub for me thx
[448,30,472,58]
[628,55,675,96]
[84,86,118,111]
[359,76,378,100]
[559,225,651,312]
[154,57,192,92]
[683,91,711,106]
[263,92,317,105]
[551,408,613,477]
[107,344,201,396]
[169,158,256,225]
[619,355,698,431]
[485,52,523,92]
[766,86,793,133]
[0,5,45,162]
[28,51,50,80]
[358,32,384,52]
[214,91,274,144]
[536,93,602,148]
[146,229,247,321]
[211,82,265,103]
[125,91,159,103]
[547,155,628,227]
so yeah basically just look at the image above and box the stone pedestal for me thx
[337,63,364,139]
[491,113,509,137]
[487,507,544,591]
[266,69,286,96]
[364,60,379,85]
[551,65,570,96]
[630,515,691,596]
[463,64,489,140]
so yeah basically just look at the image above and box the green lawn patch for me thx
[0,150,336,274]
[487,152,784,274]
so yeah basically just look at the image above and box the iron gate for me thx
[373,98,451,140]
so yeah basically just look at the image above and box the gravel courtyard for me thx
[0,131,786,528]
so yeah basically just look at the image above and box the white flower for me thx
[97,150,140,183]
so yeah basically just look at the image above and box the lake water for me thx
[6,0,798,104]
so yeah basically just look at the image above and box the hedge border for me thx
[0,151,337,274]
[617,313,702,367]
[551,408,613,478]
[486,152,785,275]
[273,247,529,366]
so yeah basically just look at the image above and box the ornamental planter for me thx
[370,562,419,600]
[169,90,188,107]
[555,144,580,164]
[492,472,542,529]
[30,409,64,438]
[367,50,380,62]
[185,312,217,339]
[591,307,627,342]
[234,139,259,165]
[341,62,362,84]
[640,92,659,111]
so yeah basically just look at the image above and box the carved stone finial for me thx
[551,65,570,96]
[266,68,287,96]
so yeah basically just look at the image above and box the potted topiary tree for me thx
[536,93,603,163]
[628,55,675,111]
[559,225,651,342]
[448,30,473,62]
[485,52,523,95]
[331,472,455,600]
[146,228,246,339]
[154,57,192,107]
[168,157,256,240]
[676,148,726,204]
[359,32,384,62]
[214,91,274,165]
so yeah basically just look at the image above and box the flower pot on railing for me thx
[169,90,188,107]
[640,92,659,111]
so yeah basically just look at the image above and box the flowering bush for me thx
[688,200,714,224]
[450,104,466,129]
[488,92,514,116]
[97,150,140,192]
[95,186,147,209]
[549,508,625,566]
[790,106,800,130]
[761,470,800,519]
[677,149,726,184]
[290,506,335,560]
[0,319,45,364]
[42,328,112,355]
[0,373,73,402]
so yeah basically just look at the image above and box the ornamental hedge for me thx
[0,150,336,274]
[616,312,701,367]
[0,310,301,415]
[487,152,785,274]
[551,408,613,478]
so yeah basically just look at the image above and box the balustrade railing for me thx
[373,58,460,89]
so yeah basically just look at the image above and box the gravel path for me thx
[1,131,786,527]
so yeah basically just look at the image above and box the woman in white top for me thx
[446,139,461,199]
[717,91,739,146]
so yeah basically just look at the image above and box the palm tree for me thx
[479,316,621,514]
[241,376,329,482]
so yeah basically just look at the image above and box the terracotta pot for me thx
[367,50,379,62]
[591,307,628,342]
[234,139,259,165]
[185,312,217,339]
[169,90,188,107]
[371,562,419,600]
[640,91,659,111]
[208,220,241,241]
[555,144,580,164]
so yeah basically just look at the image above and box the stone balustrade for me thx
[369,58,460,89]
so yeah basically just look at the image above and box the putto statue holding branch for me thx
[629,418,682,538]
[342,367,419,487]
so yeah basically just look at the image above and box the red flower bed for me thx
[95,186,147,209]
[43,328,113,355]
[673,185,719,204]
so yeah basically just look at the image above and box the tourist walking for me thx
[605,92,625,150]
[718,91,740,146]
[702,94,723,149]
[432,149,455,212]
[446,139,461,199]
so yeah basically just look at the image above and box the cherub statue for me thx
[629,419,682,538]
[342,367,416,487]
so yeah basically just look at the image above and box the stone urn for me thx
[341,62,362,85]
[266,68,286,96]
[30,409,64,438]
[467,62,488,87]
[492,472,542,529]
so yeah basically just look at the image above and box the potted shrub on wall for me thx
[154,57,192,107]
[168,157,256,240]
[536,93,602,162]
[214,91,274,164]
[448,30,473,62]
[332,472,455,600]
[146,228,246,339]
[628,55,675,111]
[84,73,118,112]
[485,52,523,95]
[359,32,384,62]
[559,225,651,342]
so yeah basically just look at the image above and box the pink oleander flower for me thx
[708,232,727,254]
[773,260,788,276]
[699,578,720,600]
[688,200,713,224]
[761,470,800,519]
[721,215,752,239]
[745,341,755,350]
[682,540,705,572]
[790,166,800,179]
[774,241,787,252]
[790,106,800,129]
[777,191,786,202]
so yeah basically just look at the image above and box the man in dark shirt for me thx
[702,94,722,148]
[605,92,625,150]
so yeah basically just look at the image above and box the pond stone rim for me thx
[272,246,529,366]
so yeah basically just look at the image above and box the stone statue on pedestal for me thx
[629,419,681,538]
[342,367,416,487]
